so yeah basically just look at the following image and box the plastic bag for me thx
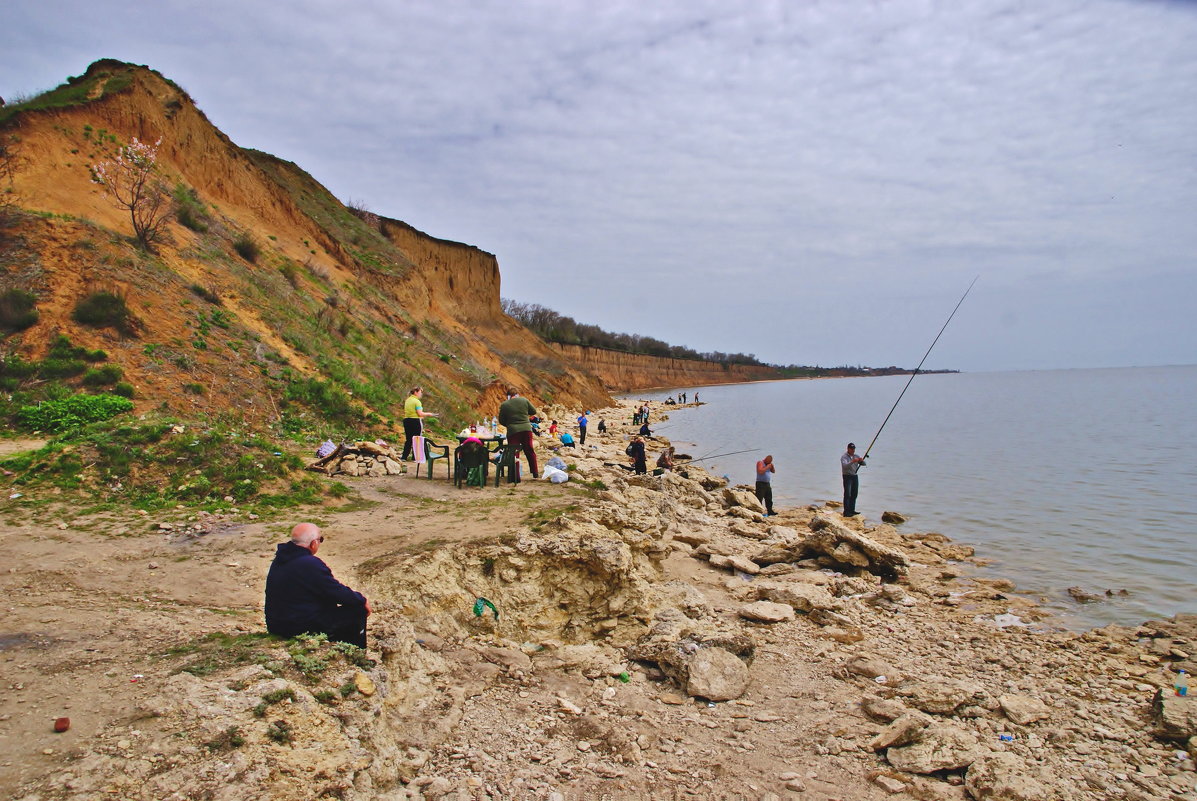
[316,440,336,458]
[541,465,569,483]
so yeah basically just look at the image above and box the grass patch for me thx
[73,289,135,335]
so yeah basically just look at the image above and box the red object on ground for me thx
[53,717,70,733]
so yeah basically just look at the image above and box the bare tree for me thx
[92,137,172,250]
[0,134,22,221]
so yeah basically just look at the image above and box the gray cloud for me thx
[3,0,1195,369]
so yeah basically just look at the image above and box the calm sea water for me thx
[631,366,1197,629]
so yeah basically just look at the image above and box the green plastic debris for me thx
[473,597,499,620]
[618,671,630,683]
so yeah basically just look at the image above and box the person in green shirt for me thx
[498,387,539,479]
[401,386,438,461]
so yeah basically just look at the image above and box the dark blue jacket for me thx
[264,542,366,637]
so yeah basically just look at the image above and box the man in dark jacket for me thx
[265,523,371,648]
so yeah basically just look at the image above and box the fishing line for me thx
[862,276,978,461]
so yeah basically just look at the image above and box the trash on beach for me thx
[9,493,22,499]
[981,612,1029,629]
[473,597,499,620]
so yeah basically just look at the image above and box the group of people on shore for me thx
[276,390,870,650]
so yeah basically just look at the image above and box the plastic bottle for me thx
[1175,669,1189,697]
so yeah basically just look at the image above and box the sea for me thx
[628,365,1197,630]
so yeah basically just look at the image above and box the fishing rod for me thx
[862,276,978,461]
[680,447,760,465]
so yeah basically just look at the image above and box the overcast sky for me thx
[4,0,1196,371]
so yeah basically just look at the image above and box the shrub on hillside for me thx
[173,183,208,232]
[233,233,260,263]
[112,381,135,398]
[49,334,107,362]
[73,290,135,334]
[81,364,123,386]
[0,289,39,332]
[16,393,134,432]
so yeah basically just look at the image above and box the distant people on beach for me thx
[841,442,865,517]
[499,388,539,479]
[597,418,607,434]
[548,420,558,437]
[577,411,589,445]
[693,392,699,403]
[755,455,776,516]
[626,436,647,474]
[656,446,676,472]
[401,386,438,461]
[265,523,371,648]
[639,421,652,437]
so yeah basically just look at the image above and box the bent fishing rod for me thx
[861,276,978,462]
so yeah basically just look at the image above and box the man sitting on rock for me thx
[265,523,371,648]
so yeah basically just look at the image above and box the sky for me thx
[3,0,1196,372]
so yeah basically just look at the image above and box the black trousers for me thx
[842,474,859,515]
[401,417,422,460]
[579,426,587,445]
[755,481,774,515]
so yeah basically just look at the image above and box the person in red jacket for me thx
[264,523,371,648]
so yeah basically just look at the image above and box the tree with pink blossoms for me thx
[92,137,172,251]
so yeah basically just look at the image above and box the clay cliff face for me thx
[2,59,782,427]
[1,60,614,424]
[548,343,784,393]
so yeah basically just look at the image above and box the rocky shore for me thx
[4,399,1196,801]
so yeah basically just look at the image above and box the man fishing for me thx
[755,454,776,516]
[840,443,865,517]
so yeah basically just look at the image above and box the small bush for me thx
[326,482,351,499]
[182,382,205,395]
[233,233,259,263]
[112,381,135,398]
[38,358,87,379]
[48,334,106,362]
[73,290,134,334]
[203,726,244,751]
[16,393,134,431]
[190,284,221,305]
[279,263,300,289]
[81,364,123,386]
[265,720,292,744]
[173,183,208,232]
[0,289,39,332]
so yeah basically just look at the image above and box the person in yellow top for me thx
[401,386,438,461]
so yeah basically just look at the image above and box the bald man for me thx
[264,523,371,648]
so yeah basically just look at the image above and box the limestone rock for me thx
[1153,689,1197,741]
[899,678,992,716]
[729,519,769,539]
[805,515,909,578]
[708,553,761,575]
[722,487,766,514]
[870,711,933,750]
[846,654,901,682]
[354,671,376,696]
[672,530,711,547]
[738,601,795,623]
[998,694,1051,725]
[747,581,840,613]
[685,647,750,701]
[964,751,1054,801]
[885,724,980,773]
[862,695,910,722]
[881,510,907,524]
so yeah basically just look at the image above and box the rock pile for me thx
[306,440,405,478]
